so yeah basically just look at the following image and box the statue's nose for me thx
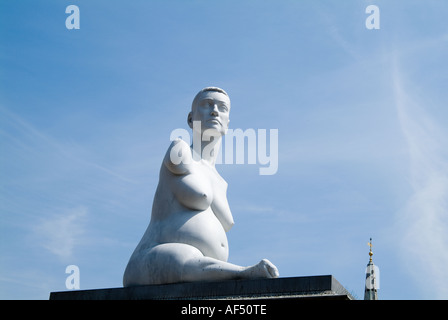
[210,104,219,116]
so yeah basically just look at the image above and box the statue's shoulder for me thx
[163,138,192,175]
[169,137,190,149]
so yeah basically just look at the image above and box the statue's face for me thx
[189,90,230,136]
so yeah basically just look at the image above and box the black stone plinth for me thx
[49,275,354,300]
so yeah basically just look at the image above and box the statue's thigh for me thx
[144,243,204,284]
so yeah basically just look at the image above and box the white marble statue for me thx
[123,87,279,286]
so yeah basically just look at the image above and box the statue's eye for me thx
[199,99,213,107]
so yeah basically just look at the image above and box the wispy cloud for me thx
[393,61,448,299]
[0,105,138,184]
[33,206,88,261]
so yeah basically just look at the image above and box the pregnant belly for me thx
[157,208,229,261]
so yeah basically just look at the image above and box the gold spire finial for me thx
[367,238,373,262]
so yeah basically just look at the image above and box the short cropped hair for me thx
[191,87,229,111]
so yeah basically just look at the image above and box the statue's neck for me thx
[191,131,222,166]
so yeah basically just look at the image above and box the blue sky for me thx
[1,0,447,299]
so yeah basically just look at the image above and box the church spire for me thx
[364,238,379,300]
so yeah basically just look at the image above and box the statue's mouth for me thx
[207,119,221,125]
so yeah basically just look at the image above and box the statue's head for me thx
[188,87,230,136]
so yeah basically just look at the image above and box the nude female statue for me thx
[123,87,279,286]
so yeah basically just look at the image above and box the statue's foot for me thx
[243,259,279,279]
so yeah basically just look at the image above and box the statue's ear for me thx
[187,112,193,129]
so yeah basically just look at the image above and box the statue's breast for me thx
[170,169,213,211]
